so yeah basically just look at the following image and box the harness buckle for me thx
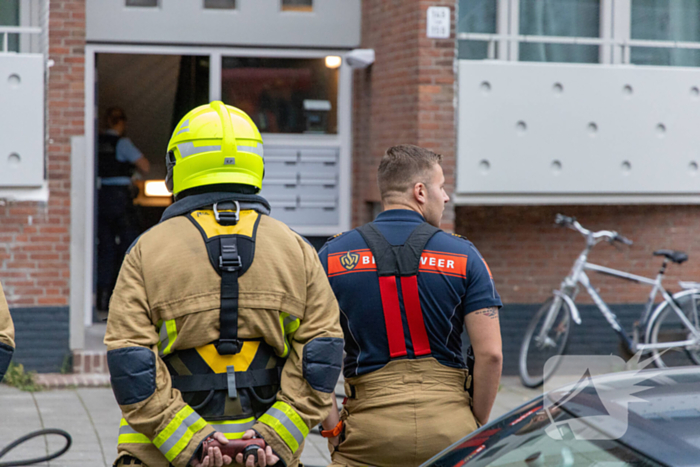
[220,242,242,272]
[217,339,242,355]
[213,200,240,226]
[219,255,242,271]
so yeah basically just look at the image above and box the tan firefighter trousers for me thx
[329,358,479,467]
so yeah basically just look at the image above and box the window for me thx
[221,57,338,134]
[519,0,600,63]
[458,1,700,67]
[0,0,19,52]
[457,0,496,60]
[282,0,313,12]
[204,0,236,9]
[125,0,158,7]
[631,0,700,67]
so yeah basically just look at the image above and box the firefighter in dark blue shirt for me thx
[317,145,503,467]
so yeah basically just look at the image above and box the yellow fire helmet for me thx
[165,101,264,196]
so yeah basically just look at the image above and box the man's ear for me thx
[413,182,427,205]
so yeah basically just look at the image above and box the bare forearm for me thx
[465,306,503,425]
[471,355,502,425]
[321,395,341,446]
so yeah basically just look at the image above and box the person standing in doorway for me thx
[318,144,503,467]
[97,107,150,312]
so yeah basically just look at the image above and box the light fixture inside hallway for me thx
[325,55,342,69]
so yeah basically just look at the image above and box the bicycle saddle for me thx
[653,249,688,264]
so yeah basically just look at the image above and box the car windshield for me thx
[424,400,661,467]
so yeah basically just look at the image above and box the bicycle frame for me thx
[541,234,700,353]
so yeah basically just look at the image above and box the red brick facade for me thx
[0,0,85,307]
[456,205,700,304]
[352,0,457,231]
[353,1,700,306]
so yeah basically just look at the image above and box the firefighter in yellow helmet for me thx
[0,283,15,382]
[105,101,343,467]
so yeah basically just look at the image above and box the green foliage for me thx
[60,353,73,375]
[3,362,42,392]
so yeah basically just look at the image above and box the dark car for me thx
[423,367,700,467]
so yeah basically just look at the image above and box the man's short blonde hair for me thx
[377,144,442,200]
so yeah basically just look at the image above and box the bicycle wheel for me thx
[519,296,572,388]
[645,290,700,368]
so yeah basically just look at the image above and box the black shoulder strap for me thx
[356,223,396,276]
[356,222,440,276]
[218,236,242,355]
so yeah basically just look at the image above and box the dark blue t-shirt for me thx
[319,209,502,378]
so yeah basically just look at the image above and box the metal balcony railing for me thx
[0,26,42,54]
[457,32,700,64]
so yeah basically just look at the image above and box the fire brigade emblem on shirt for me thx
[340,251,360,270]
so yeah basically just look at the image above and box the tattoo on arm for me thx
[474,307,499,319]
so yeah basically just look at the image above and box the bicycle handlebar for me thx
[554,214,633,246]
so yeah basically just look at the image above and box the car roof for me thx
[547,367,700,465]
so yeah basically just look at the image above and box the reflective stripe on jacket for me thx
[105,195,342,467]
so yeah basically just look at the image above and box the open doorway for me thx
[93,53,209,322]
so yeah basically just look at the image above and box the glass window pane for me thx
[221,57,338,134]
[0,0,19,52]
[457,0,497,59]
[457,0,496,33]
[519,0,600,63]
[457,0,497,60]
[205,0,235,9]
[282,0,313,12]
[631,0,700,67]
[126,0,158,6]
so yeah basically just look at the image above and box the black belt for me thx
[172,368,281,394]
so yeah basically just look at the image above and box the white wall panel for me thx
[457,61,700,200]
[0,54,43,187]
[87,0,360,49]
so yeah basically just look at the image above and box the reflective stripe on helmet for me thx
[177,142,222,159]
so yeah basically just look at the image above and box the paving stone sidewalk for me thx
[0,377,540,467]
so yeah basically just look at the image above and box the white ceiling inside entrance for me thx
[97,53,181,180]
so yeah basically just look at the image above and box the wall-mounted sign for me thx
[427,6,450,39]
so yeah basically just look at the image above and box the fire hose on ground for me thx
[0,429,72,467]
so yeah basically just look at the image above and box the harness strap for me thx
[400,276,431,356]
[377,276,407,358]
[217,236,242,355]
[356,221,440,359]
[172,368,281,393]
[357,222,440,276]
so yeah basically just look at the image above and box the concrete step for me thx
[73,350,109,374]
[35,372,111,389]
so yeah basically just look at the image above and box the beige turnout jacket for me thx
[105,205,342,467]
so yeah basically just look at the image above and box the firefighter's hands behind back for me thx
[191,432,232,467]
[234,430,279,467]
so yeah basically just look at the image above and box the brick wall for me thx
[352,0,457,231]
[0,0,85,308]
[456,205,700,305]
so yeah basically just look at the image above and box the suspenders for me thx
[356,222,440,359]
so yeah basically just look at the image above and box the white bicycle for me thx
[519,214,700,388]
